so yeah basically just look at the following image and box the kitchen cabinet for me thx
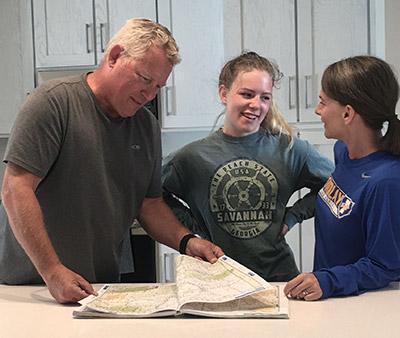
[225,0,370,123]
[32,0,156,68]
[0,0,34,135]
[157,0,225,129]
[286,129,335,272]
[298,129,334,272]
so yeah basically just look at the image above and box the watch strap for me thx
[179,233,197,254]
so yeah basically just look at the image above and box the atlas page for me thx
[176,255,288,318]
[175,255,272,304]
[73,255,288,318]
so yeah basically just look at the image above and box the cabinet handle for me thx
[85,23,94,53]
[163,86,175,116]
[288,76,296,109]
[305,75,313,109]
[99,23,107,53]
[163,253,178,282]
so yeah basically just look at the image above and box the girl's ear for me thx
[219,85,228,105]
[343,104,356,125]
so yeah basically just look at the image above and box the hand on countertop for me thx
[42,263,97,304]
[284,272,323,301]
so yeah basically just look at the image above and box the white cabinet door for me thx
[108,0,156,37]
[33,0,157,68]
[298,129,334,272]
[33,0,96,67]
[93,0,108,65]
[297,0,370,122]
[0,0,34,135]
[234,0,370,124]
[240,0,297,123]
[285,191,302,269]
[158,0,225,129]
[102,0,157,64]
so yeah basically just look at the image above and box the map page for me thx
[175,255,273,305]
[73,255,288,318]
[180,286,288,318]
[74,284,179,318]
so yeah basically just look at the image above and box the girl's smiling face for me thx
[220,69,273,137]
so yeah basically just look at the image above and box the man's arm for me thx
[1,162,96,303]
[138,196,223,263]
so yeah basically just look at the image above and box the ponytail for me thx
[262,100,294,147]
[381,116,400,155]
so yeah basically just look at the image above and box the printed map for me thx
[175,255,273,304]
[74,255,286,318]
[82,284,179,316]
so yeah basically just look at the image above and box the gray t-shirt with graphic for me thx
[163,129,333,281]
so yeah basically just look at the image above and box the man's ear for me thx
[108,44,124,67]
[219,85,228,104]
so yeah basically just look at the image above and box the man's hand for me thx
[185,237,224,263]
[139,197,224,262]
[284,272,323,301]
[42,264,97,304]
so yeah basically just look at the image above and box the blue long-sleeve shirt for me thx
[314,141,400,298]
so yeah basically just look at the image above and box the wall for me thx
[0,139,7,194]
[385,0,400,116]
[372,0,400,115]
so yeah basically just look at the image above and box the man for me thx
[0,18,223,304]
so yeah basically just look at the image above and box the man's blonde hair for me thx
[103,18,181,65]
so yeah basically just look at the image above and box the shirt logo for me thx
[209,158,278,239]
[361,172,371,179]
[130,144,141,150]
[318,176,355,218]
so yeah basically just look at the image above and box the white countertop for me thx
[0,282,399,338]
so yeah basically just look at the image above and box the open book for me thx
[73,255,289,318]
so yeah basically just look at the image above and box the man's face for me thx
[106,46,173,118]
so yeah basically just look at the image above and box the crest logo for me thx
[209,159,278,239]
[318,177,355,218]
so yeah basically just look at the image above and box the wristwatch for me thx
[179,233,200,254]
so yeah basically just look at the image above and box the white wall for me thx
[0,139,7,193]
[373,0,400,115]
[385,0,400,116]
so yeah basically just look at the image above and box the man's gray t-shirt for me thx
[0,74,162,284]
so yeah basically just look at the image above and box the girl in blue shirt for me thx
[285,56,400,300]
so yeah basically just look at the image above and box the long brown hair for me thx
[321,55,400,155]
